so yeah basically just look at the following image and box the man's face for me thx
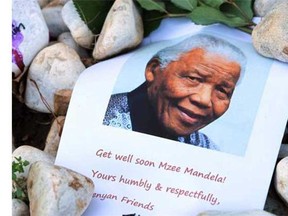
[146,48,241,137]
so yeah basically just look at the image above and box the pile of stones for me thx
[12,0,288,215]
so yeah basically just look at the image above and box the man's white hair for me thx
[153,34,247,83]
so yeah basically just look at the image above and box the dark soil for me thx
[282,122,288,143]
[12,95,53,150]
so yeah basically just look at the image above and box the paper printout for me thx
[55,18,288,215]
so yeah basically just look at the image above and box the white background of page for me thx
[55,18,288,216]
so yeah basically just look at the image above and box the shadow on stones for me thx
[12,95,54,150]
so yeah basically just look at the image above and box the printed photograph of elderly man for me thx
[103,34,247,151]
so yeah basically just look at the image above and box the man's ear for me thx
[145,58,161,83]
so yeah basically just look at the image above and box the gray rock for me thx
[37,0,51,8]
[47,0,70,6]
[12,145,55,181]
[275,156,288,206]
[12,145,55,199]
[254,0,277,17]
[12,0,49,78]
[253,0,286,17]
[252,1,288,62]
[62,0,94,49]
[53,89,72,116]
[57,32,89,58]
[197,210,276,216]
[93,0,143,60]
[12,199,30,216]
[27,161,94,216]
[42,5,69,38]
[44,116,65,157]
[25,42,85,113]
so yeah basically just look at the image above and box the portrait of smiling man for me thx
[103,34,247,151]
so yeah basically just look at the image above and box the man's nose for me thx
[189,85,212,108]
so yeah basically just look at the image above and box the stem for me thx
[30,79,59,122]
[145,13,189,22]
[145,14,169,22]
[168,13,191,17]
[226,0,256,26]
[236,26,253,34]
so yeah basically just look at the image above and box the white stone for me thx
[253,0,286,17]
[53,89,73,115]
[27,161,94,216]
[252,2,288,62]
[12,199,30,216]
[58,32,89,58]
[60,0,70,4]
[275,156,288,206]
[254,0,278,17]
[44,116,65,157]
[42,5,69,38]
[12,145,55,191]
[12,0,49,78]
[197,210,276,216]
[38,0,50,8]
[24,42,85,113]
[93,0,143,60]
[62,0,94,49]
[48,0,70,6]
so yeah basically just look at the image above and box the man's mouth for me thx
[177,106,206,125]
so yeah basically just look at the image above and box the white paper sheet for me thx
[55,18,288,216]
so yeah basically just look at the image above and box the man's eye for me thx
[187,76,202,83]
[216,87,231,99]
[218,87,226,94]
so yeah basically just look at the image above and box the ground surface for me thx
[12,95,53,150]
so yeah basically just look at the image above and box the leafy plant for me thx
[136,0,255,36]
[12,156,30,203]
[72,0,255,39]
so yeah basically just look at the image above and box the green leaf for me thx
[72,0,113,34]
[236,0,254,19]
[136,0,167,13]
[23,160,30,166]
[200,0,226,9]
[187,5,248,27]
[16,188,23,198]
[166,1,192,14]
[12,157,30,203]
[170,0,197,11]
[12,161,22,173]
[141,10,165,37]
[15,156,21,162]
[220,0,254,21]
[12,173,17,181]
